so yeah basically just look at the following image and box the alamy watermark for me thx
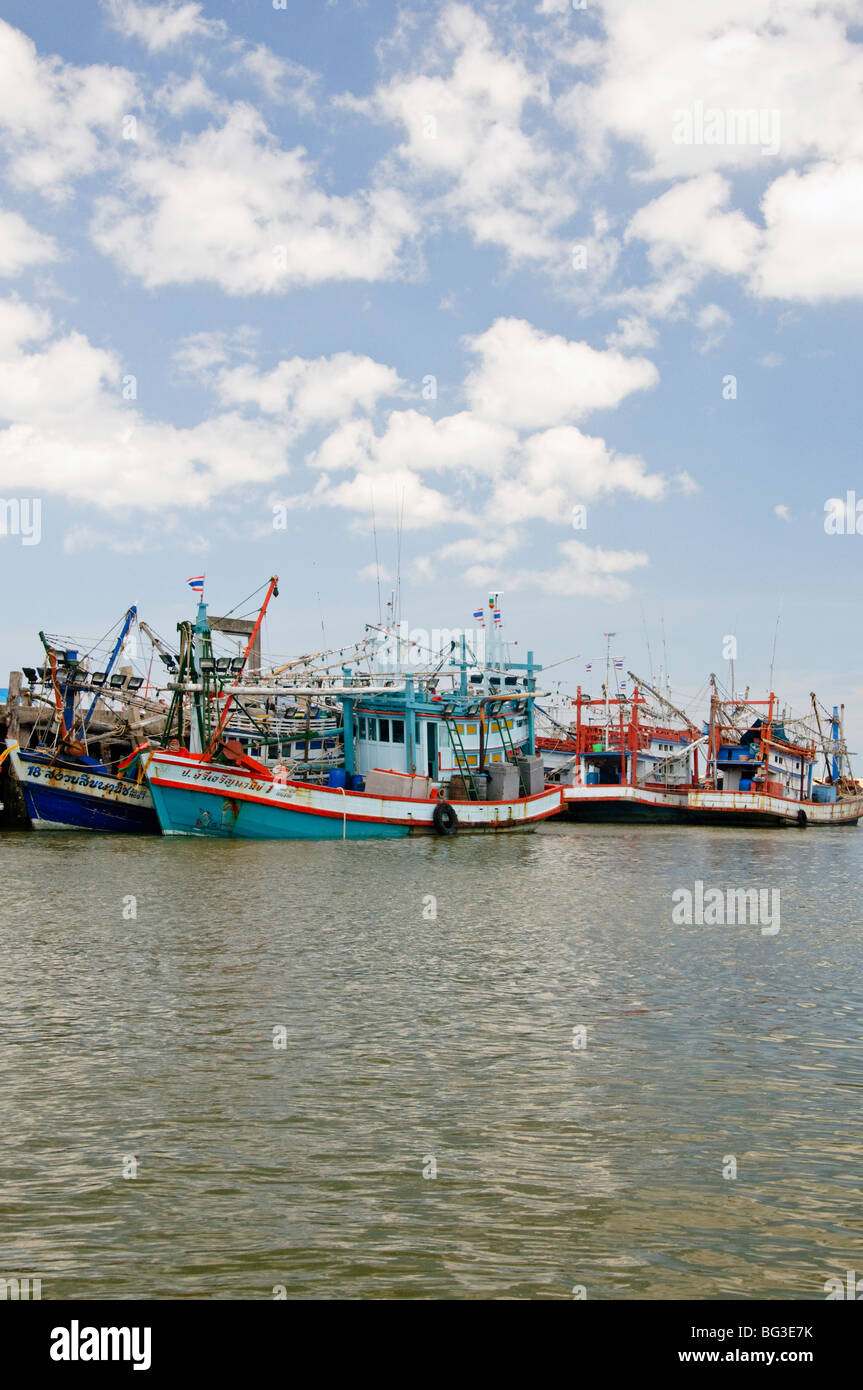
[0,1275,42,1299]
[672,102,781,156]
[371,621,488,668]
[0,498,41,546]
[672,880,780,935]
[824,493,863,534]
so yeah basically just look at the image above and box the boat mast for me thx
[204,576,279,758]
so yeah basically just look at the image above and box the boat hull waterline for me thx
[7,744,158,833]
[562,784,863,826]
[145,751,563,839]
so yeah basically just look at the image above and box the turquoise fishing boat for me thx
[142,579,562,838]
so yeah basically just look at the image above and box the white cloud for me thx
[0,297,53,356]
[105,1,225,54]
[307,409,518,482]
[605,315,658,351]
[306,467,455,532]
[154,72,220,117]
[358,561,393,583]
[91,104,419,293]
[508,538,649,599]
[0,19,139,200]
[755,160,863,302]
[626,174,760,279]
[464,317,659,430]
[0,296,291,510]
[234,46,318,113]
[695,303,732,354]
[0,206,58,276]
[774,503,791,521]
[217,352,403,426]
[563,1,863,181]
[487,425,664,526]
[350,2,576,267]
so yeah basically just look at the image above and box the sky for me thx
[0,0,862,740]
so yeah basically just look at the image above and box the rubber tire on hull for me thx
[433,801,459,835]
[797,809,808,828]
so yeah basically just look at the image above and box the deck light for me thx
[216,657,232,673]
[230,657,245,672]
[90,672,107,687]
[22,667,38,683]
[109,674,126,689]
[199,658,215,674]
[127,676,144,691]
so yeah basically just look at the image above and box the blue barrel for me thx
[328,768,348,788]
[351,774,366,791]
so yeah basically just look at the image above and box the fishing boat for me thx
[540,680,697,822]
[545,665,863,828]
[142,579,562,838]
[681,689,863,827]
[4,607,161,832]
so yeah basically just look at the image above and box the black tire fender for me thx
[432,800,459,835]
[797,808,808,828]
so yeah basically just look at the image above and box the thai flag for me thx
[614,659,623,669]
[188,575,205,592]
[473,608,485,626]
[585,663,592,673]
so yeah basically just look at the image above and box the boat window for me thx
[392,719,405,743]
[379,718,390,742]
[358,716,366,738]
[366,717,377,740]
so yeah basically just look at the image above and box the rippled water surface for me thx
[1,821,861,1299]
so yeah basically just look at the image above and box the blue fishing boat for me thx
[6,607,159,833]
[6,744,156,832]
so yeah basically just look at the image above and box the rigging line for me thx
[541,652,582,673]
[219,581,269,621]
[70,613,127,664]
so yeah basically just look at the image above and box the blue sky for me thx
[1,0,862,740]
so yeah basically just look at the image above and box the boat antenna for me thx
[640,602,655,683]
[395,485,405,638]
[768,603,782,691]
[370,487,383,628]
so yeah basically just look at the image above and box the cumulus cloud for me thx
[463,317,659,430]
[233,45,318,113]
[216,352,404,426]
[90,104,419,293]
[626,174,761,278]
[508,538,650,600]
[755,160,863,302]
[105,1,225,54]
[348,2,577,267]
[0,206,58,276]
[0,19,139,200]
[562,0,863,181]
[0,296,291,511]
